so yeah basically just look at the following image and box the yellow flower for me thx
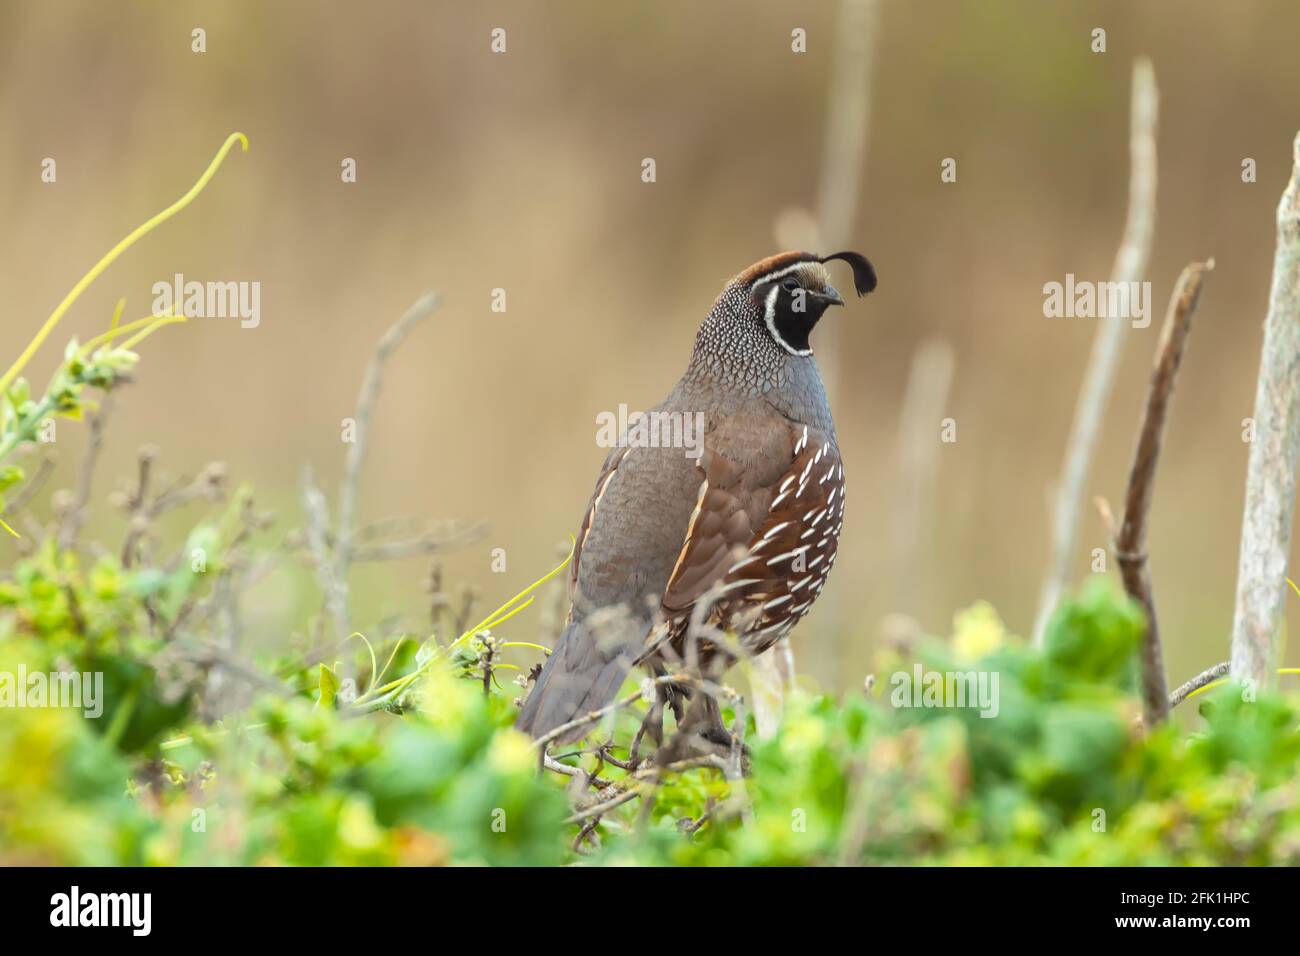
[952,601,1010,662]
[487,728,536,775]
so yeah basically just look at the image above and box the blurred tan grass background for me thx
[3,0,1299,693]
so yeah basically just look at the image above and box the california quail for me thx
[517,250,877,744]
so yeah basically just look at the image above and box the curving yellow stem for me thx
[117,314,188,351]
[447,539,574,652]
[78,313,187,357]
[0,132,249,399]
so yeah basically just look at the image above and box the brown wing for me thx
[656,420,845,656]
[567,444,632,607]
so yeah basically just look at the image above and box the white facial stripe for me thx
[763,285,813,356]
[750,261,815,290]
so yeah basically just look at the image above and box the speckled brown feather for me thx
[655,419,843,661]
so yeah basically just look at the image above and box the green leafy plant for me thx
[5,496,1300,866]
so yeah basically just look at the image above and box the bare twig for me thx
[565,785,643,824]
[531,671,736,751]
[8,457,54,515]
[350,521,485,563]
[479,635,496,697]
[1230,131,1300,687]
[301,463,347,639]
[721,693,752,824]
[532,684,651,751]
[395,572,476,652]
[149,462,226,517]
[1169,661,1230,708]
[561,754,729,825]
[680,802,717,834]
[175,642,294,698]
[120,446,158,567]
[1114,260,1213,726]
[58,396,112,549]
[334,292,440,628]
[892,337,956,618]
[535,671,743,759]
[746,650,788,740]
[572,819,601,852]
[543,752,613,790]
[1034,57,1159,645]
[356,515,433,543]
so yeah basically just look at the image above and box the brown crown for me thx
[731,251,821,288]
[731,250,877,297]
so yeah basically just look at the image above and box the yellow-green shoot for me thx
[0,133,250,536]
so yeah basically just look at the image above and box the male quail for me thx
[517,250,877,744]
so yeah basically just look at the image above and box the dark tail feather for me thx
[516,619,633,744]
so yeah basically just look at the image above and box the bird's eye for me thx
[780,277,800,292]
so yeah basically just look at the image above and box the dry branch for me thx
[301,463,347,638]
[57,397,112,550]
[1034,57,1159,645]
[530,671,737,752]
[334,292,440,628]
[892,337,956,618]
[1169,661,1230,708]
[746,651,787,740]
[8,457,54,516]
[562,754,729,826]
[1115,260,1213,726]
[1230,132,1300,687]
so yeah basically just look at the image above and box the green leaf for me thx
[0,466,24,492]
[318,663,340,709]
[5,377,30,408]
[91,654,193,754]
[1043,578,1142,687]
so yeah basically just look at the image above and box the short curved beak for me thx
[815,284,845,308]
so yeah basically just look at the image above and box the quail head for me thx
[517,250,877,744]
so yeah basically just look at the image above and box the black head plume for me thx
[819,251,877,297]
